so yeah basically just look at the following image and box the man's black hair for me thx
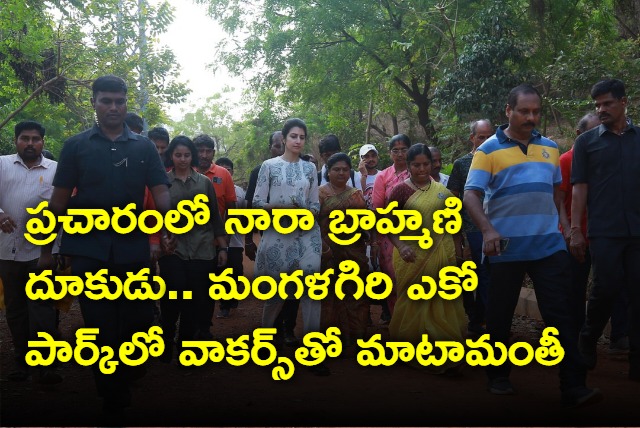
[92,75,127,98]
[42,149,55,160]
[125,113,143,133]
[193,134,216,149]
[148,126,170,143]
[15,120,45,139]
[590,78,626,100]
[319,134,341,154]
[507,84,541,109]
[215,157,233,170]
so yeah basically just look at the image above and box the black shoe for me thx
[283,332,299,347]
[578,336,597,369]
[309,362,331,376]
[561,386,602,408]
[487,377,515,395]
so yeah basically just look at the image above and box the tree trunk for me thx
[415,95,437,142]
[366,97,373,144]
[614,0,640,39]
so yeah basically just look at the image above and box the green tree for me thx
[0,0,189,154]
[200,0,478,140]
[436,2,531,124]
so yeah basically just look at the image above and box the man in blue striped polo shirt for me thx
[463,84,601,408]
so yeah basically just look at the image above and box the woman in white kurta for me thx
[253,118,323,338]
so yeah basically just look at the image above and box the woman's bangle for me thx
[322,247,331,254]
[219,247,228,252]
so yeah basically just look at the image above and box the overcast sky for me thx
[157,0,245,121]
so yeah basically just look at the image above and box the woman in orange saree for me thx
[318,153,370,347]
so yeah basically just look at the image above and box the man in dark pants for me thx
[559,112,629,350]
[447,119,493,337]
[38,75,171,421]
[570,78,640,381]
[215,157,244,318]
[464,84,601,407]
[0,120,61,384]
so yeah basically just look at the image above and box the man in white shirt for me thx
[0,120,60,383]
[354,144,380,209]
[428,146,449,186]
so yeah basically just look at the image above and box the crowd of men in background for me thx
[0,75,638,422]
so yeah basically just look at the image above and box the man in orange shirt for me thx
[193,134,235,336]
[193,134,236,219]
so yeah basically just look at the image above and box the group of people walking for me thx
[1,74,638,423]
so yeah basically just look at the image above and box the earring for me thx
[94,111,100,127]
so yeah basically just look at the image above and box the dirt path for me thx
[1,255,638,426]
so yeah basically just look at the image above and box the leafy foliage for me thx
[0,0,189,156]
[437,2,532,123]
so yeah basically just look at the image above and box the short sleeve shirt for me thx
[54,124,169,263]
[354,170,379,210]
[571,122,640,237]
[465,124,565,263]
[201,163,236,219]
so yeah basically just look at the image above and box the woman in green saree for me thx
[387,144,466,374]
[318,153,370,347]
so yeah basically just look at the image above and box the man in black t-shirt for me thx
[38,75,172,422]
[447,119,493,336]
[570,79,640,381]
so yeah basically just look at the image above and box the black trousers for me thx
[570,247,629,340]
[73,256,154,403]
[486,250,586,391]
[569,247,592,336]
[0,259,58,365]
[581,237,640,373]
[158,256,211,348]
[219,247,243,311]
